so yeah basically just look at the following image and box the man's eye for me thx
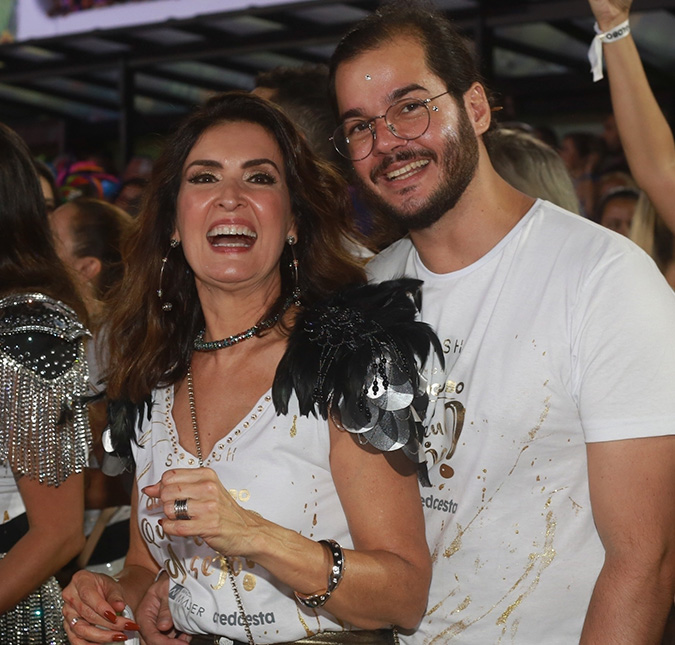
[399,101,424,115]
[345,121,371,138]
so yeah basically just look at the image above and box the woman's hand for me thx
[135,572,191,644]
[588,0,632,31]
[142,467,264,558]
[62,570,139,644]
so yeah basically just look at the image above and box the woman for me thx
[62,92,433,644]
[0,123,91,643]
[630,192,675,289]
[49,198,134,575]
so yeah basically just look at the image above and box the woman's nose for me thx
[217,182,245,210]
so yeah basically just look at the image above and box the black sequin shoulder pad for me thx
[0,293,90,380]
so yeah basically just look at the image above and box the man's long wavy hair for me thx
[106,91,366,404]
[0,123,85,319]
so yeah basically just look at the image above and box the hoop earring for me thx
[286,235,301,306]
[158,238,180,312]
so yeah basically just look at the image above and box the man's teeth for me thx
[385,159,429,180]
[207,224,257,239]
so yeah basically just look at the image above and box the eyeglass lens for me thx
[334,98,432,161]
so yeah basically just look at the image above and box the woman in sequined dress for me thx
[61,92,433,645]
[0,123,91,643]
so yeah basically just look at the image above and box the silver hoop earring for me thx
[286,236,301,306]
[158,238,179,312]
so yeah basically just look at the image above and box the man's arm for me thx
[582,435,675,643]
[589,0,675,230]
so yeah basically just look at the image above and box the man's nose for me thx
[371,117,405,155]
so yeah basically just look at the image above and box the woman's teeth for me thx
[207,224,257,247]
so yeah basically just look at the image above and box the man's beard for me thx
[355,108,479,231]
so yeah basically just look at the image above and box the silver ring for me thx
[70,617,79,627]
[174,498,190,520]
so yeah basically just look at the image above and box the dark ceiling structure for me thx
[1,0,674,162]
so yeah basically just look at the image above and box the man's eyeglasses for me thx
[330,91,450,162]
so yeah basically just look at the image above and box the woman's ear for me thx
[463,82,491,136]
[73,255,102,282]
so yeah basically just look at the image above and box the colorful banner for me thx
[49,1,159,17]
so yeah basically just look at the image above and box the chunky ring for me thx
[70,616,79,627]
[174,498,190,521]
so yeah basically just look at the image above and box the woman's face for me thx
[599,196,637,237]
[175,121,296,298]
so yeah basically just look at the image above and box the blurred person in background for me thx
[49,197,134,577]
[486,127,580,214]
[594,186,640,237]
[0,123,91,644]
[34,159,60,216]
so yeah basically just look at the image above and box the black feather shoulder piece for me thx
[101,396,153,473]
[273,278,443,485]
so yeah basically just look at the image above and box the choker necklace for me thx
[193,297,293,352]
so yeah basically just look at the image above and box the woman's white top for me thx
[133,385,357,643]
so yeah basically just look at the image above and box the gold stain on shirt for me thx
[243,573,256,591]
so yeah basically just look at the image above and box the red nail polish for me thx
[104,610,117,622]
[158,518,164,527]
[112,635,128,642]
[124,621,140,631]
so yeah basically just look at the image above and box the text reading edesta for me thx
[421,493,458,514]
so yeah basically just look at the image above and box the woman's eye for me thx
[188,172,218,184]
[248,172,276,185]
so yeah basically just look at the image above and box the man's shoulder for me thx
[366,237,415,281]
[525,200,642,267]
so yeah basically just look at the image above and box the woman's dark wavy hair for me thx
[0,122,85,317]
[328,0,492,117]
[106,91,366,403]
[67,198,133,301]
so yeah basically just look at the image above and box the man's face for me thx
[334,36,479,230]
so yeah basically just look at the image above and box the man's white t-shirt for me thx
[367,200,675,644]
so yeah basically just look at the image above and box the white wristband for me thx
[588,19,630,82]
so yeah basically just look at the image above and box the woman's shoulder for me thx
[0,291,90,378]
[0,292,92,486]
[0,291,87,340]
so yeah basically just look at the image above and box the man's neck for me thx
[409,161,535,274]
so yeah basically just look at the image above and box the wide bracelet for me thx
[294,539,345,608]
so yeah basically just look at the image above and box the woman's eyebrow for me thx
[184,159,222,171]
[242,158,280,172]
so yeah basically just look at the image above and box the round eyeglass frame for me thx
[330,91,450,162]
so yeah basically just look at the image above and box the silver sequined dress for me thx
[0,293,91,645]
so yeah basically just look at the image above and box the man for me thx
[328,2,675,643]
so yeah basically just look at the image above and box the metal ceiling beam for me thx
[492,36,589,74]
